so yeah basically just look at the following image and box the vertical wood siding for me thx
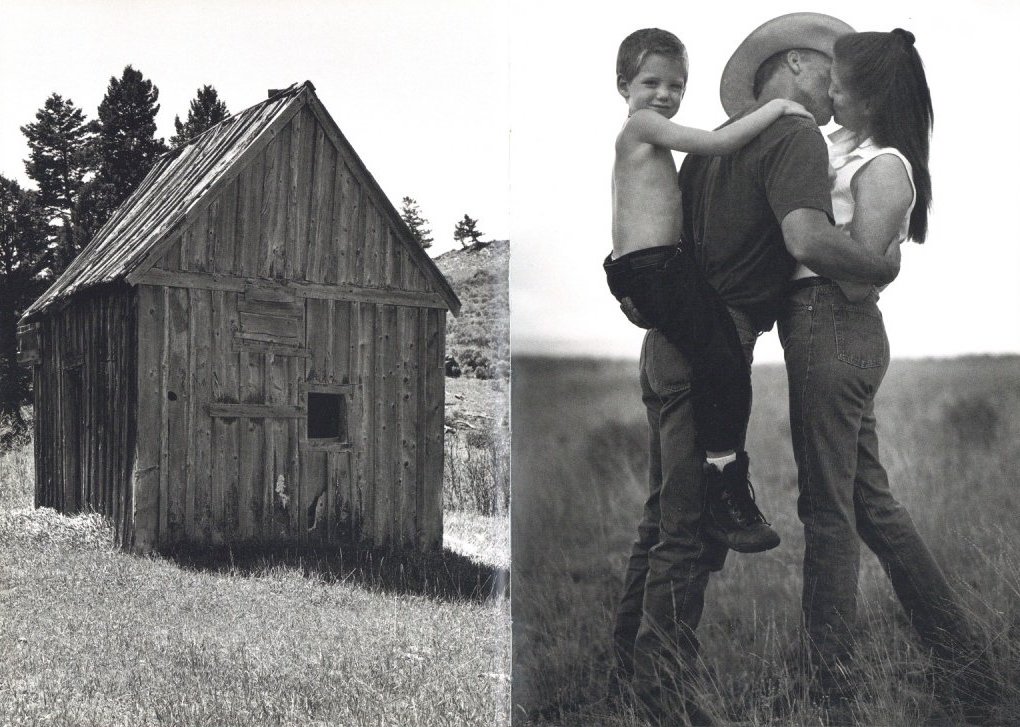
[125,103,447,549]
[158,106,432,294]
[130,286,444,549]
[32,288,137,545]
[34,100,448,551]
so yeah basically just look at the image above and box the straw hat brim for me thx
[720,12,855,116]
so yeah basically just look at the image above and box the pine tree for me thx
[21,93,97,221]
[0,176,51,439]
[453,214,484,249]
[169,85,229,149]
[400,196,433,249]
[78,65,167,249]
[21,94,98,271]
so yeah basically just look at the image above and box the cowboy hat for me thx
[720,12,855,116]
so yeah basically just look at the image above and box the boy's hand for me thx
[770,98,814,121]
[619,297,652,329]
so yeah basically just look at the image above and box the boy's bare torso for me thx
[612,125,682,258]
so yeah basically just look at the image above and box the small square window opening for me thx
[307,392,347,441]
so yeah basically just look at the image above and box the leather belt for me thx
[786,276,834,294]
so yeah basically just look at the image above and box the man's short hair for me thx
[752,48,825,98]
[617,28,689,82]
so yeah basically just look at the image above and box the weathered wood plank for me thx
[165,287,190,542]
[186,205,212,274]
[239,311,301,341]
[132,285,163,551]
[333,164,360,285]
[132,268,451,309]
[259,126,289,279]
[333,300,352,384]
[266,352,291,537]
[288,107,316,279]
[212,178,239,275]
[302,449,327,542]
[271,122,293,279]
[84,304,95,515]
[375,305,398,547]
[304,297,329,383]
[189,288,213,542]
[415,307,427,548]
[210,290,240,542]
[397,306,419,547]
[237,343,264,539]
[207,402,305,418]
[232,338,311,358]
[305,123,337,283]
[299,282,448,308]
[383,227,400,289]
[237,147,264,277]
[422,307,445,549]
[354,302,374,545]
[237,299,303,317]
[287,352,301,540]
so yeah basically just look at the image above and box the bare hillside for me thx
[433,240,510,379]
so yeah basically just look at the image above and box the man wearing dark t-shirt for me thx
[611,14,902,724]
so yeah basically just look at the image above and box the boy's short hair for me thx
[617,28,689,82]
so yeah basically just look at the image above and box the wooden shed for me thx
[18,81,460,553]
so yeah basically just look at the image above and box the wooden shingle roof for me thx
[23,81,459,320]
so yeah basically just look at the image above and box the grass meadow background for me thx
[0,376,509,727]
[512,354,1020,726]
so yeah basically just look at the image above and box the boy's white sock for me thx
[706,452,737,472]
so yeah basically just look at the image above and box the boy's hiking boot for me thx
[702,452,780,553]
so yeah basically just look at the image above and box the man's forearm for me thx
[802,226,897,284]
[783,211,899,285]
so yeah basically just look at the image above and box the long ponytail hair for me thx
[833,29,933,242]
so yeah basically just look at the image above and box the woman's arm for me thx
[625,99,812,155]
[837,154,914,300]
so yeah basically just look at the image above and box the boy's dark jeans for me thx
[604,245,751,452]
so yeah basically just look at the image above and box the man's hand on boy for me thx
[619,297,652,329]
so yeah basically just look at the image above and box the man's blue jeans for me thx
[612,307,758,708]
[778,281,975,690]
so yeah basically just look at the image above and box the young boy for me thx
[604,28,811,553]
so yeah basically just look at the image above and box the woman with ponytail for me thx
[778,29,998,723]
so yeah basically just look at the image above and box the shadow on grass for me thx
[161,542,509,603]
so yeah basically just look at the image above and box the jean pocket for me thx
[642,330,692,396]
[832,305,887,368]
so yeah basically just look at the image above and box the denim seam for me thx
[799,294,817,529]
[797,294,821,638]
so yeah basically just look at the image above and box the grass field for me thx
[511,354,1020,726]
[0,377,509,727]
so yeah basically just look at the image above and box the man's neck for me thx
[756,80,796,106]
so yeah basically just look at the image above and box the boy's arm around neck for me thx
[624,99,812,156]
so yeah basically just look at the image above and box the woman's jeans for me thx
[778,281,975,691]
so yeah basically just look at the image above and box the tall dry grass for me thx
[1,417,510,726]
[512,355,1020,726]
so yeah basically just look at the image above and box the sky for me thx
[510,0,1020,361]
[0,0,510,257]
[2,1,1018,362]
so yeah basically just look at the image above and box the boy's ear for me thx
[616,74,630,99]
